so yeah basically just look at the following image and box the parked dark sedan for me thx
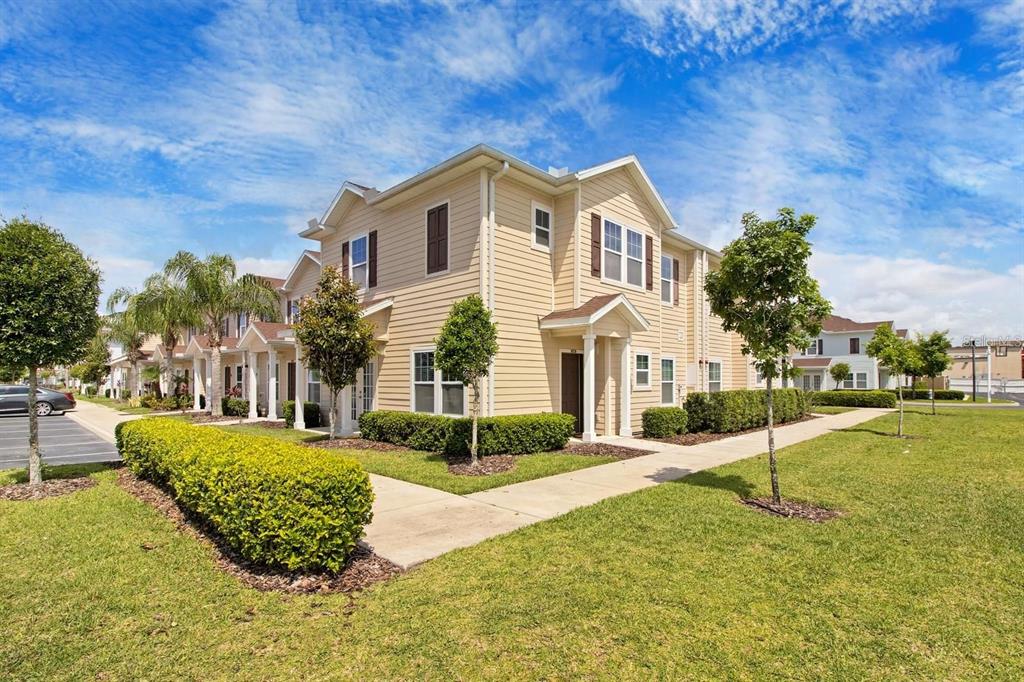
[0,385,76,416]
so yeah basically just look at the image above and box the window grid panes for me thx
[635,353,650,387]
[843,372,854,389]
[534,207,551,249]
[603,221,622,281]
[661,358,675,404]
[351,235,368,289]
[661,256,673,303]
[414,351,435,413]
[307,369,321,404]
[708,362,722,392]
[626,230,643,287]
[363,362,375,413]
[856,372,867,389]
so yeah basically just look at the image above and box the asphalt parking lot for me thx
[0,413,120,470]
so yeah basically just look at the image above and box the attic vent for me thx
[548,166,570,178]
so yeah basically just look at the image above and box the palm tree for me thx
[164,252,280,416]
[103,305,147,400]
[123,273,199,398]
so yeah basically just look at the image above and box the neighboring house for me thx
[786,314,909,391]
[216,144,752,438]
[946,340,1024,383]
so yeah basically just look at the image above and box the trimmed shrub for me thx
[884,388,965,401]
[444,413,576,456]
[642,407,688,438]
[221,396,249,416]
[358,410,575,455]
[684,392,713,432]
[686,388,808,433]
[283,400,323,428]
[810,390,896,408]
[115,417,373,572]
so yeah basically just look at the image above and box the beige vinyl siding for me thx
[284,258,320,313]
[320,171,482,414]
[492,177,558,414]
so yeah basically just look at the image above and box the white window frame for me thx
[843,372,855,389]
[708,361,722,393]
[349,233,368,292]
[235,365,243,390]
[307,368,321,404]
[531,201,552,253]
[660,255,673,305]
[660,356,676,405]
[635,351,651,389]
[602,217,645,290]
[237,312,248,337]
[409,346,466,416]
[424,199,451,278]
[855,372,868,389]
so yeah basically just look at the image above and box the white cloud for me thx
[812,251,1024,339]
[236,256,293,279]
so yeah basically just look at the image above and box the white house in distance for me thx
[790,314,908,391]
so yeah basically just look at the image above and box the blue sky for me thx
[1,0,1021,339]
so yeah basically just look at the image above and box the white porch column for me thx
[619,336,632,437]
[247,351,258,419]
[582,331,597,442]
[192,357,201,412]
[204,359,211,405]
[294,351,306,430]
[340,384,353,435]
[267,349,278,420]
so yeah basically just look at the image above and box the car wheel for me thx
[35,401,53,417]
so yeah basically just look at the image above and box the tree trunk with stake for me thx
[470,378,480,467]
[27,366,42,485]
[328,386,338,439]
[766,375,781,504]
[897,379,905,437]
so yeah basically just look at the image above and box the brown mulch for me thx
[115,468,402,593]
[185,413,244,424]
[305,437,411,452]
[557,442,655,458]
[447,455,515,476]
[0,476,97,501]
[740,497,842,522]
[656,414,820,446]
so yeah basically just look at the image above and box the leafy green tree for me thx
[0,217,101,484]
[164,252,280,416]
[110,273,198,398]
[294,267,377,438]
[914,331,953,415]
[77,332,111,387]
[867,324,918,437]
[705,209,831,504]
[435,294,498,466]
[104,304,148,400]
[829,362,851,390]
[0,365,25,383]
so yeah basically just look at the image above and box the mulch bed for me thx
[656,414,820,446]
[740,497,842,522]
[185,413,244,424]
[306,437,411,452]
[116,468,402,593]
[447,455,515,476]
[558,442,655,458]
[0,476,97,501]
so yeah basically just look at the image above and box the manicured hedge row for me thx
[685,388,808,433]
[885,389,965,401]
[221,396,249,416]
[809,390,896,408]
[642,407,688,438]
[283,400,322,428]
[115,418,373,572]
[357,410,576,456]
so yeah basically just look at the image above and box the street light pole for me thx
[970,340,977,403]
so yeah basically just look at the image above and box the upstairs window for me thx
[603,219,644,288]
[426,203,449,275]
[805,339,823,355]
[626,230,643,287]
[350,235,368,289]
[996,345,1008,357]
[660,256,673,304]
[237,312,248,337]
[533,204,551,250]
[849,337,860,354]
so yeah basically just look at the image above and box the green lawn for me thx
[76,394,153,414]
[2,408,1021,679]
[216,424,618,494]
[216,423,329,444]
[809,405,857,414]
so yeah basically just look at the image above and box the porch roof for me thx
[539,293,650,333]
[792,357,831,368]
[237,322,296,351]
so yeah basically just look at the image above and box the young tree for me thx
[914,331,952,415]
[104,304,148,399]
[829,362,851,390]
[293,267,377,438]
[866,324,917,437]
[0,217,101,484]
[164,252,280,416]
[78,332,112,387]
[435,295,499,466]
[705,209,831,504]
[0,365,25,383]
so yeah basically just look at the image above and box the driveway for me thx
[0,413,120,470]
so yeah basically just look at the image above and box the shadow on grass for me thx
[4,462,114,484]
[674,470,757,497]
[832,427,926,440]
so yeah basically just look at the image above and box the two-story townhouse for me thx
[243,144,754,439]
[787,314,908,391]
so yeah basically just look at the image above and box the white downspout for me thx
[487,161,509,417]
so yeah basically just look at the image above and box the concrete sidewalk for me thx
[65,400,146,444]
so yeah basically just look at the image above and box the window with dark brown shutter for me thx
[672,258,680,305]
[341,241,350,280]
[426,203,448,274]
[645,235,654,290]
[590,213,603,276]
[368,230,378,288]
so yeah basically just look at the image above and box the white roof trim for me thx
[361,297,394,318]
[280,250,322,292]
[540,294,650,332]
